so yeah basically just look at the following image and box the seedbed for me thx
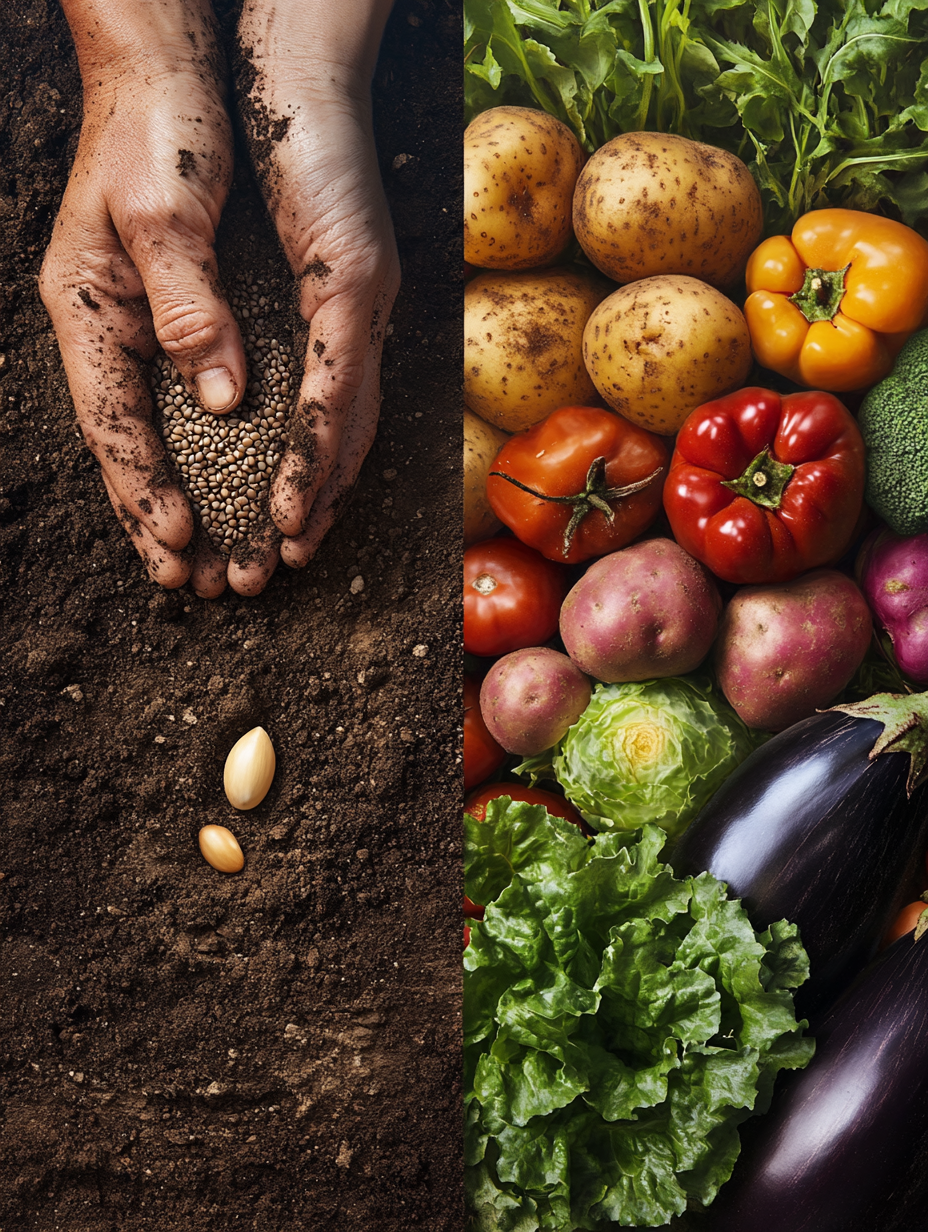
[0,1,462,1228]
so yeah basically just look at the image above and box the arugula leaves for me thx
[465,799,814,1229]
[464,0,928,234]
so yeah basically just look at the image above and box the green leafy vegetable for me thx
[464,0,928,234]
[465,798,814,1230]
[544,676,758,839]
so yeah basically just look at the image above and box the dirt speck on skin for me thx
[301,257,333,283]
[176,147,197,178]
[0,1,462,1229]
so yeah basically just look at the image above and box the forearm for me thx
[60,0,224,86]
[237,0,395,100]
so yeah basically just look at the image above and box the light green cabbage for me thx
[551,677,759,839]
[464,798,814,1231]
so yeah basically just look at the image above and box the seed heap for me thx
[152,273,298,556]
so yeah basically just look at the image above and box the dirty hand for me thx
[40,0,278,598]
[236,0,401,567]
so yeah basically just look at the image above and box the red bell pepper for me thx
[664,387,865,584]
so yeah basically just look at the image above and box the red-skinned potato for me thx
[559,539,722,682]
[479,647,591,756]
[715,569,872,731]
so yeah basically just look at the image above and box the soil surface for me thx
[0,2,462,1229]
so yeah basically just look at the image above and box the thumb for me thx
[117,205,248,414]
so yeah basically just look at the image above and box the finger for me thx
[40,226,194,552]
[270,284,383,538]
[101,471,192,589]
[189,535,228,600]
[114,195,247,415]
[279,367,380,569]
[227,523,281,596]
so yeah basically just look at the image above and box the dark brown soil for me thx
[0,1,462,1229]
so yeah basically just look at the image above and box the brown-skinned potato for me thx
[583,275,752,435]
[465,268,607,433]
[464,409,509,545]
[573,132,763,288]
[464,106,585,270]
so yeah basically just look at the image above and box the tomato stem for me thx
[489,456,664,557]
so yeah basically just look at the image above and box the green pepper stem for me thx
[721,449,795,511]
[789,264,850,324]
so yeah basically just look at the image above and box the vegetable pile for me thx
[462,2,928,1227]
[465,799,814,1230]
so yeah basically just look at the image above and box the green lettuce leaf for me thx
[465,800,813,1229]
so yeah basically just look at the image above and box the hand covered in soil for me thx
[40,0,279,599]
[236,0,401,567]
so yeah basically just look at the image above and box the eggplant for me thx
[708,931,928,1232]
[673,704,928,1014]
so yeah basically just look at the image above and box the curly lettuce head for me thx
[464,798,813,1231]
[554,677,758,838]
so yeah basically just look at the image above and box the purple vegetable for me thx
[479,647,591,756]
[710,931,928,1232]
[857,527,928,682]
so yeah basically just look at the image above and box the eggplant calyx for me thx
[721,449,795,511]
[489,456,664,557]
[827,692,928,796]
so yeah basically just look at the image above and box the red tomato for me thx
[464,538,568,657]
[464,674,505,790]
[882,901,928,948]
[464,782,590,834]
[464,895,485,920]
[486,406,668,563]
[463,924,472,949]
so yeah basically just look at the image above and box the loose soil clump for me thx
[0,1,462,1228]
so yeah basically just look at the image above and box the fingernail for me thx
[196,367,237,412]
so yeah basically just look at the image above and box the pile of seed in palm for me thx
[152,271,298,556]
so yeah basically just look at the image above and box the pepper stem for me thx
[789,264,850,324]
[721,449,795,511]
[489,456,664,557]
[827,692,928,796]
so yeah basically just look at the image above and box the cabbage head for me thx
[554,676,758,838]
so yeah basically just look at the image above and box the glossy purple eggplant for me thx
[709,931,928,1232]
[673,709,928,1014]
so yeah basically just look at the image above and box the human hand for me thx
[236,0,401,567]
[40,1,280,598]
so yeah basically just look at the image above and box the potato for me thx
[715,570,872,731]
[466,268,605,433]
[480,647,592,756]
[464,106,585,270]
[464,409,509,546]
[573,132,763,288]
[559,539,721,683]
[583,275,752,435]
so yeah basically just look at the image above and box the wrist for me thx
[62,0,227,95]
[237,0,394,98]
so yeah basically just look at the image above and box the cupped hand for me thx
[237,54,401,567]
[40,45,279,597]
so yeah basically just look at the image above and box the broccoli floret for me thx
[859,328,928,536]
